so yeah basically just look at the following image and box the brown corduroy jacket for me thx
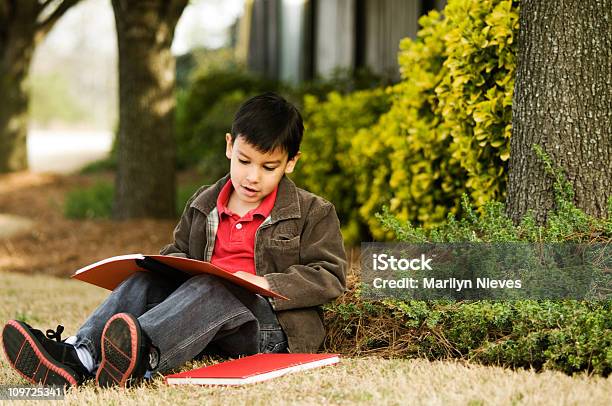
[160,173,347,352]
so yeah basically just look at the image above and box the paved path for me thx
[27,129,113,174]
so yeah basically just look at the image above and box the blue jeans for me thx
[73,272,287,373]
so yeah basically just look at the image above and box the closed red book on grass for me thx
[71,254,288,300]
[164,353,340,385]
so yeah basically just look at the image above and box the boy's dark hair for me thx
[231,92,303,160]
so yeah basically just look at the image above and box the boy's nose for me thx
[246,168,260,183]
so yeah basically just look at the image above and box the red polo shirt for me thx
[210,179,278,275]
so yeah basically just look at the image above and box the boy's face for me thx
[225,134,300,206]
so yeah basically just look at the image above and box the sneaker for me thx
[2,320,90,387]
[95,313,151,388]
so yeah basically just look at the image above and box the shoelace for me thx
[45,325,64,342]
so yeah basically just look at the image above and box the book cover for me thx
[71,254,288,300]
[164,353,340,385]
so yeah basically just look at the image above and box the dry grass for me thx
[1,271,611,406]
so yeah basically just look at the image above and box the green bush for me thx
[179,89,256,183]
[79,155,117,175]
[359,0,518,238]
[299,0,518,240]
[376,145,612,244]
[325,296,611,376]
[176,47,242,90]
[175,68,280,175]
[176,182,204,214]
[323,154,611,376]
[285,67,391,108]
[291,89,392,244]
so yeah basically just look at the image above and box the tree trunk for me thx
[0,31,33,172]
[0,0,81,173]
[111,0,187,219]
[507,0,612,223]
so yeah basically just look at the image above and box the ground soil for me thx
[0,171,201,278]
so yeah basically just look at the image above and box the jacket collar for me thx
[190,173,301,223]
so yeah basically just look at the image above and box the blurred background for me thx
[25,0,446,173]
[1,0,465,267]
[1,0,607,250]
[27,0,244,172]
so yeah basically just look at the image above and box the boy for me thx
[2,92,347,388]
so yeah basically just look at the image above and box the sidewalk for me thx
[27,129,113,174]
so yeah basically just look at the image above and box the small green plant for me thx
[376,145,611,243]
[64,181,114,219]
[64,182,205,219]
[325,295,611,376]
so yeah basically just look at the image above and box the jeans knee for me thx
[123,271,156,288]
[185,273,221,287]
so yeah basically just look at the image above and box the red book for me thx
[71,254,288,300]
[164,353,340,385]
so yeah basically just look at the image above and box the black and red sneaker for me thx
[95,313,151,388]
[2,320,90,387]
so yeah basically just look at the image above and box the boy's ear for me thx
[225,133,233,159]
[284,151,301,174]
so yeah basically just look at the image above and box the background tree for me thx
[507,0,611,223]
[0,0,81,173]
[111,0,188,219]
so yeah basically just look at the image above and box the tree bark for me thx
[507,0,612,223]
[0,23,34,173]
[0,0,80,173]
[111,0,187,219]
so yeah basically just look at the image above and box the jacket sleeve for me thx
[264,202,347,311]
[159,189,202,258]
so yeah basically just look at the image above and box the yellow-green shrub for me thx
[292,89,391,244]
[436,0,516,202]
[299,0,518,241]
[356,0,518,238]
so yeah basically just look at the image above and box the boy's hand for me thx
[234,271,271,290]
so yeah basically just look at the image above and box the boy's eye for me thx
[238,159,249,165]
[264,166,276,171]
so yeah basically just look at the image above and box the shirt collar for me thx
[191,173,301,222]
[216,179,278,220]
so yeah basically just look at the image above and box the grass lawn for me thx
[1,271,610,405]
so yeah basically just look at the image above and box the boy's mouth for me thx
[241,185,259,195]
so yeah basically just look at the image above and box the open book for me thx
[164,353,340,385]
[71,254,288,300]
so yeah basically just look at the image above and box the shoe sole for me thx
[2,320,79,387]
[96,313,142,388]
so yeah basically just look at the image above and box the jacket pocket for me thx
[263,236,300,273]
[269,235,300,246]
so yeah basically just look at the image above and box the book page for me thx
[73,253,144,275]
